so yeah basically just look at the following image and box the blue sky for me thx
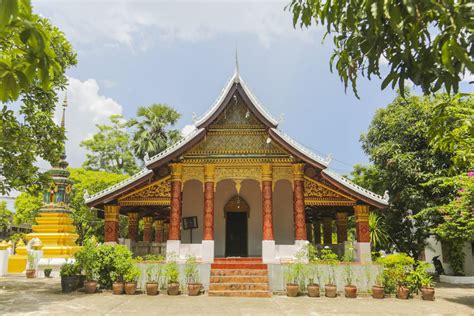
[34,0,473,175]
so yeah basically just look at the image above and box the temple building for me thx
[86,67,388,264]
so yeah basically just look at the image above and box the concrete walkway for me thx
[1,274,473,315]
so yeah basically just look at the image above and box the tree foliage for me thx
[0,0,77,194]
[129,104,181,162]
[288,0,474,97]
[357,92,459,258]
[13,191,42,225]
[0,201,12,231]
[80,115,139,175]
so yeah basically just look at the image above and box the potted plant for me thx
[343,264,357,298]
[420,275,435,301]
[60,262,80,293]
[124,265,141,295]
[372,271,385,299]
[394,266,410,299]
[75,237,99,294]
[324,265,337,298]
[284,262,302,297]
[304,265,320,297]
[146,264,161,296]
[185,255,201,296]
[164,258,180,295]
[26,252,37,278]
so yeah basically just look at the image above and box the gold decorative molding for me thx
[215,166,262,184]
[304,176,356,206]
[354,205,370,222]
[181,158,295,165]
[104,204,120,222]
[118,176,171,206]
[224,195,250,216]
[182,166,204,184]
[273,166,293,183]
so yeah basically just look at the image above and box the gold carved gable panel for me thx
[304,176,356,206]
[118,176,171,206]
[211,98,262,128]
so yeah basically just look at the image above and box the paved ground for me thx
[1,274,473,315]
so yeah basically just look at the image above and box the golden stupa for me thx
[8,97,80,273]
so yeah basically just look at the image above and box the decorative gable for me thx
[304,176,356,206]
[118,176,171,206]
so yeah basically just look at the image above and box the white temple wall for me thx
[272,180,294,245]
[181,180,204,244]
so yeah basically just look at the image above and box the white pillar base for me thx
[166,240,181,261]
[202,240,215,263]
[355,242,372,263]
[262,240,277,263]
[0,249,9,276]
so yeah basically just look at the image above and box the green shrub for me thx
[376,253,415,294]
[74,237,100,281]
[146,264,161,283]
[60,262,80,277]
[163,257,180,284]
[407,262,433,294]
[143,254,165,262]
[124,265,141,283]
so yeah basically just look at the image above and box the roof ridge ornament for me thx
[234,46,240,83]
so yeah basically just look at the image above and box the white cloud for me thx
[55,77,123,168]
[36,1,316,50]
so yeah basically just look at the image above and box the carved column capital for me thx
[104,204,120,222]
[204,164,216,183]
[170,163,183,182]
[335,211,348,243]
[292,163,305,182]
[261,163,273,182]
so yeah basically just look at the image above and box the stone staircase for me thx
[208,258,272,297]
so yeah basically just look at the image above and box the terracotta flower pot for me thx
[421,287,435,301]
[372,285,385,299]
[325,284,337,298]
[84,280,97,294]
[26,269,36,279]
[188,283,201,296]
[112,282,124,295]
[167,282,180,295]
[344,285,357,298]
[286,283,299,297]
[307,284,320,297]
[125,282,137,295]
[146,282,159,296]
[397,286,409,299]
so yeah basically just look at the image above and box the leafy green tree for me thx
[350,164,385,195]
[129,104,181,161]
[68,168,128,244]
[14,192,42,226]
[0,1,77,194]
[81,115,139,175]
[288,0,473,97]
[0,201,12,231]
[359,92,458,258]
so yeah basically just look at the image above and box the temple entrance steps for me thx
[208,258,272,298]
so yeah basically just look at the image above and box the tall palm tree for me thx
[129,104,181,161]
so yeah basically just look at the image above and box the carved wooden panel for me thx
[118,176,171,206]
[304,176,356,206]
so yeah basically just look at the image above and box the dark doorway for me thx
[225,212,248,257]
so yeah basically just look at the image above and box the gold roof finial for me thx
[234,45,240,83]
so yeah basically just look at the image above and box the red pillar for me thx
[203,165,215,241]
[354,205,370,242]
[104,204,119,243]
[292,164,307,240]
[262,164,274,240]
[168,164,182,241]
[127,212,138,242]
[143,216,153,242]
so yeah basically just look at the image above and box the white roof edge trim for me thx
[85,168,153,204]
[271,128,328,167]
[194,72,279,128]
[322,169,389,206]
[145,127,205,166]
